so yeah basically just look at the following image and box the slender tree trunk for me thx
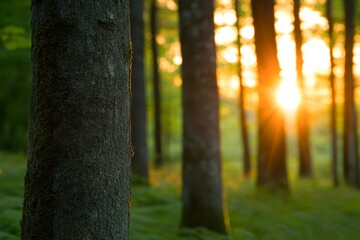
[151,0,163,166]
[326,0,339,187]
[178,0,227,234]
[235,0,251,177]
[131,0,149,183]
[252,0,288,192]
[293,0,312,177]
[21,1,131,239]
[343,0,359,186]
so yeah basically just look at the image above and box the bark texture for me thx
[252,0,288,191]
[21,1,131,239]
[343,0,359,186]
[293,0,312,177]
[151,0,163,166]
[235,0,251,177]
[178,0,227,234]
[326,0,339,187]
[131,0,149,183]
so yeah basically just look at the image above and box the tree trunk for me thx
[21,1,131,239]
[151,0,163,166]
[293,0,312,177]
[252,0,288,192]
[178,0,227,234]
[131,0,149,183]
[326,0,339,187]
[235,0,252,177]
[343,0,359,186]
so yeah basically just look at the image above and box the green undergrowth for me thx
[0,152,25,240]
[1,152,360,239]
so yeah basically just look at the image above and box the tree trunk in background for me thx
[178,0,227,234]
[343,0,359,186]
[293,0,312,177]
[131,0,149,184]
[151,0,163,166]
[252,0,288,192]
[21,1,131,239]
[326,0,339,187]
[235,0,252,177]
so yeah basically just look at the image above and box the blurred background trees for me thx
[178,0,227,233]
[131,0,149,183]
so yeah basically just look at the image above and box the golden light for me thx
[240,45,256,67]
[230,75,240,89]
[218,0,232,7]
[240,25,254,40]
[354,66,360,76]
[354,43,360,55]
[156,36,165,45]
[173,76,182,87]
[173,55,182,65]
[166,0,177,10]
[334,65,344,78]
[159,57,176,73]
[217,75,240,99]
[276,80,301,112]
[157,0,177,10]
[277,35,296,70]
[221,46,238,63]
[243,70,257,88]
[223,9,237,25]
[333,23,345,32]
[300,7,328,31]
[214,10,225,25]
[333,45,344,59]
[302,38,330,76]
[304,76,316,88]
[275,10,294,34]
[215,26,237,45]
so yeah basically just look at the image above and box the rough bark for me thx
[343,0,359,186]
[131,0,149,183]
[326,0,339,187]
[178,0,227,234]
[151,0,163,166]
[293,0,312,177]
[252,0,288,191]
[235,0,252,177]
[21,1,131,239]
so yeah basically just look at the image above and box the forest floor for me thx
[1,151,360,240]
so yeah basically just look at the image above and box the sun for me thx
[276,80,301,112]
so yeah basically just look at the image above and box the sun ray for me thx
[276,80,301,112]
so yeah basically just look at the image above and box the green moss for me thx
[2,150,360,239]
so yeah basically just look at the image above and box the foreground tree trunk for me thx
[235,0,252,177]
[151,0,163,166]
[131,0,149,183]
[178,0,227,234]
[343,0,359,186]
[326,0,339,187]
[21,1,131,239]
[252,0,288,192]
[293,0,312,177]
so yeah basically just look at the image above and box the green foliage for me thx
[0,152,26,239]
[0,0,30,29]
[0,49,31,152]
[0,0,31,152]
[0,26,30,50]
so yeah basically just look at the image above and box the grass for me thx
[1,152,360,240]
[0,152,25,240]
